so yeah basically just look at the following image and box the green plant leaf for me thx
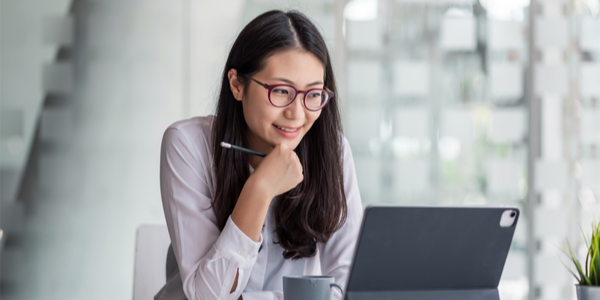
[559,256,581,282]
[568,240,593,285]
[580,224,591,250]
[592,249,599,285]
[580,223,592,278]
[562,217,600,286]
[556,240,583,282]
[591,223,600,285]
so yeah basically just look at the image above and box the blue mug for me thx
[283,275,344,300]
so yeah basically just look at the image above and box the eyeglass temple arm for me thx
[250,78,269,89]
[324,87,334,97]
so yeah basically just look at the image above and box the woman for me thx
[157,10,363,300]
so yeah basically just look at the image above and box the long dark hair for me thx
[211,10,347,260]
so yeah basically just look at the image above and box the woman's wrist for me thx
[232,175,273,242]
[245,173,275,202]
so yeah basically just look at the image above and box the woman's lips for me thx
[273,124,302,138]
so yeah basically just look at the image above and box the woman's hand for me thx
[250,143,303,198]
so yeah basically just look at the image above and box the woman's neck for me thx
[248,154,263,169]
[246,133,272,169]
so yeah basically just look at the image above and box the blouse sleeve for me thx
[160,127,262,300]
[318,137,364,300]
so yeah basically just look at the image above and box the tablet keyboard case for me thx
[344,206,519,300]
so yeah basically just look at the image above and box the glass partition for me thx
[343,0,530,299]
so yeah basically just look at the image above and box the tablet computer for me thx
[344,206,519,300]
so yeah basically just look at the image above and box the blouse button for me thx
[240,250,247,257]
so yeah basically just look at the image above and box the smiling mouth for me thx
[273,124,301,132]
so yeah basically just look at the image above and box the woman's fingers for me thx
[251,144,304,196]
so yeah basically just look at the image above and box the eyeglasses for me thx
[248,77,333,111]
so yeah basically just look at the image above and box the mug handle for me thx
[329,283,344,296]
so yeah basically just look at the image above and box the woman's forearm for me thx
[230,176,273,242]
[229,176,272,294]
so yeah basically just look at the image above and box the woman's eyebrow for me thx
[273,77,323,87]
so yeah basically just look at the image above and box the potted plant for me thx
[564,221,600,299]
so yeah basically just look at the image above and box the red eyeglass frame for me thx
[248,77,334,111]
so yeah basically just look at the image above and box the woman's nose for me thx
[284,93,305,119]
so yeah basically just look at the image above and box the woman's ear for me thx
[228,69,244,101]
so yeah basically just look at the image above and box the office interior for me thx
[1,0,599,299]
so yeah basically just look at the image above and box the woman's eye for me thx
[273,89,289,95]
[309,92,322,98]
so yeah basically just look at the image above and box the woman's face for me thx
[229,49,325,154]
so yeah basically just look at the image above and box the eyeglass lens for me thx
[270,86,329,110]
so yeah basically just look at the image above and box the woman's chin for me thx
[267,132,304,149]
[270,139,302,151]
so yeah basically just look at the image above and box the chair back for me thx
[133,225,171,300]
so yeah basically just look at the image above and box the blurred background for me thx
[1,0,599,299]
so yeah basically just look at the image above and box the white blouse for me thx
[160,116,363,300]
